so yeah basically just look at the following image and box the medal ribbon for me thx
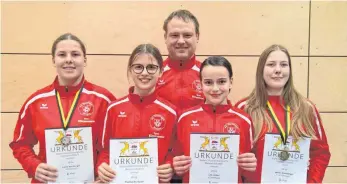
[55,84,84,130]
[266,101,291,145]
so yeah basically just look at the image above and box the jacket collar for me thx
[54,76,85,97]
[201,103,230,114]
[268,95,282,103]
[128,86,156,105]
[167,55,197,70]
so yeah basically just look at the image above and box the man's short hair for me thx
[163,9,200,35]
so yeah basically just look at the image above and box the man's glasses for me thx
[131,64,159,75]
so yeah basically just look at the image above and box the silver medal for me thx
[61,135,71,146]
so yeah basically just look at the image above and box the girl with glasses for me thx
[96,44,176,183]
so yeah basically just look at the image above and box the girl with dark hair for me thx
[172,56,256,183]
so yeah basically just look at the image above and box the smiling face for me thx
[129,53,162,96]
[53,39,86,85]
[164,17,199,62]
[263,50,290,95]
[201,65,232,106]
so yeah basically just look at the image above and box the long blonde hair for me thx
[245,44,317,142]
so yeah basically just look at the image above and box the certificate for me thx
[45,127,94,183]
[110,137,158,184]
[189,133,240,183]
[261,134,311,183]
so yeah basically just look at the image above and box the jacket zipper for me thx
[213,106,216,132]
[140,97,143,134]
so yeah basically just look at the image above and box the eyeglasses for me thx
[131,64,159,75]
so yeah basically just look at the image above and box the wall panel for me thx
[309,57,347,111]
[1,1,346,183]
[310,1,347,56]
[321,113,347,166]
[2,1,309,55]
[0,170,30,183]
[323,167,347,183]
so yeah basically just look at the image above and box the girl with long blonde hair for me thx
[236,44,330,183]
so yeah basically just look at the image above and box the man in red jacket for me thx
[156,10,203,183]
[156,9,203,113]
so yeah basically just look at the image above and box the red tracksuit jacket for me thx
[156,56,204,112]
[96,87,177,170]
[235,96,331,183]
[175,103,253,183]
[9,76,116,183]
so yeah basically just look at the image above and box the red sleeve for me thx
[168,115,185,164]
[239,119,253,182]
[165,109,178,164]
[240,120,252,154]
[96,106,114,173]
[307,105,331,183]
[94,95,115,153]
[9,102,42,178]
[93,88,116,151]
[164,117,177,165]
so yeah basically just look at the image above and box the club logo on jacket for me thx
[192,80,202,92]
[78,102,94,116]
[223,122,239,134]
[149,114,166,132]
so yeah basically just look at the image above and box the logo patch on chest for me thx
[149,114,166,132]
[223,122,240,133]
[192,80,202,92]
[78,102,94,116]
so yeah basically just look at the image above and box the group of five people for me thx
[10,9,330,183]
